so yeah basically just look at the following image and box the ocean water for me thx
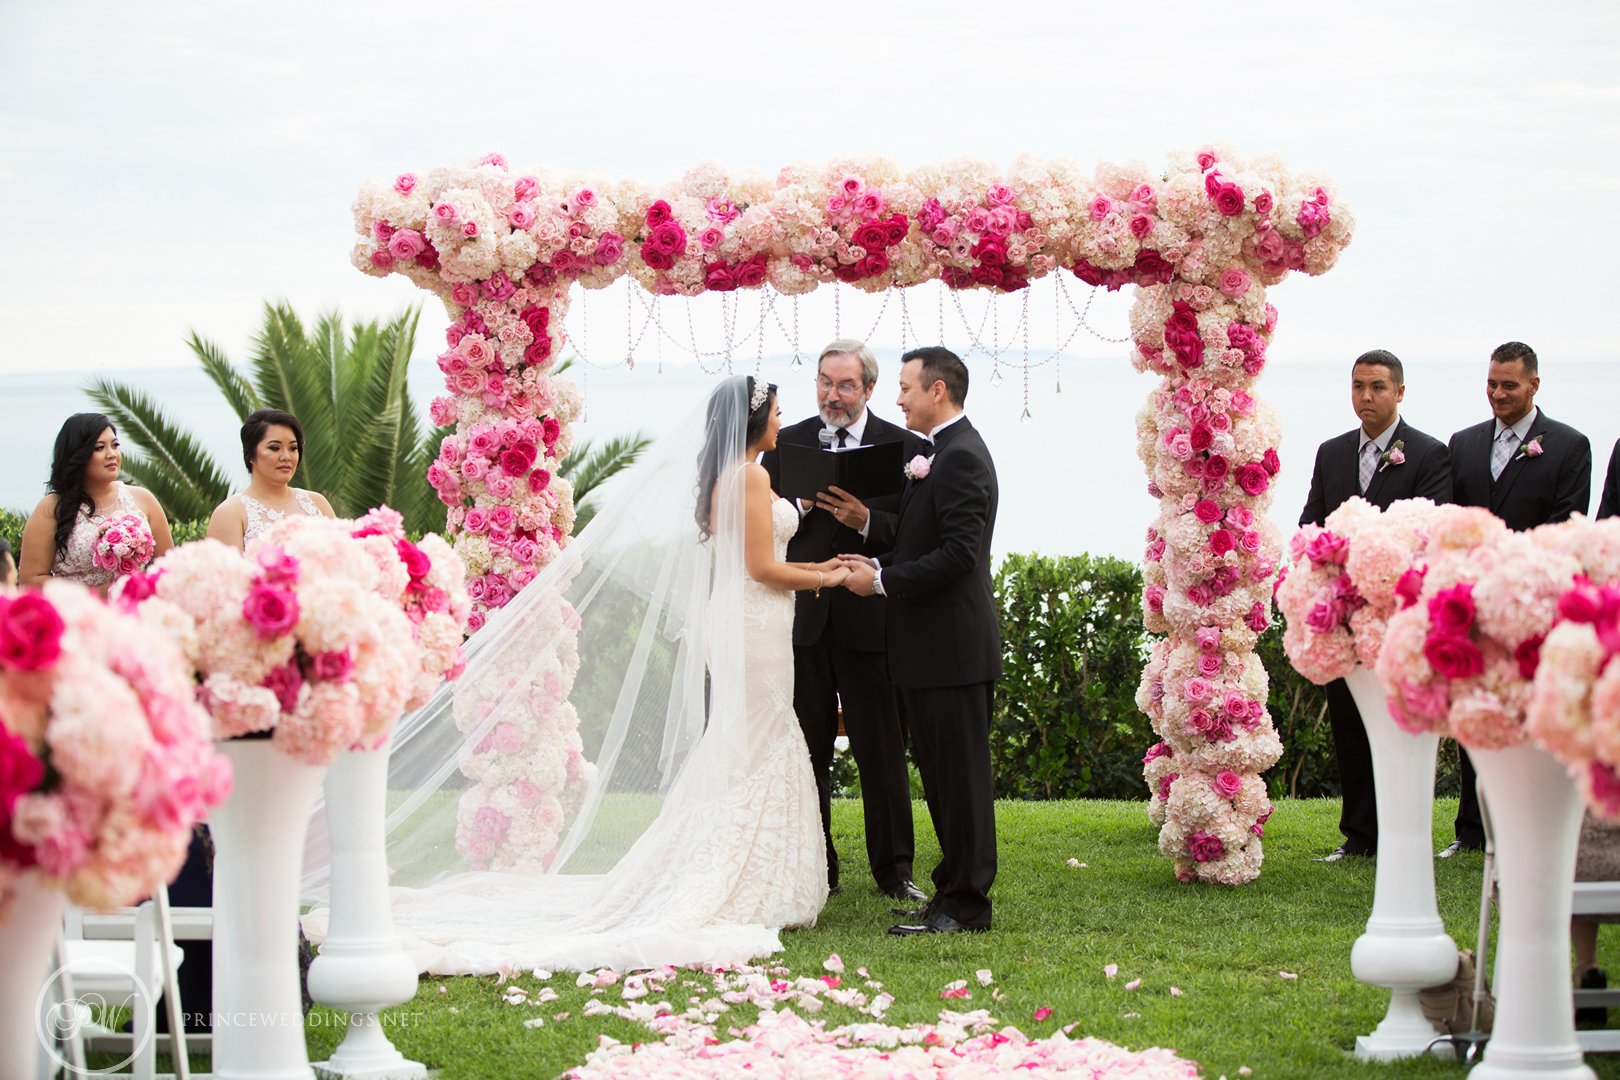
[5,355,1617,562]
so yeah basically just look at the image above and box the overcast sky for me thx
[2,0,1616,377]
[1,2,1617,555]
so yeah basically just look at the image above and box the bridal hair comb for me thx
[748,377,769,413]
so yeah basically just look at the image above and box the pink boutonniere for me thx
[1517,435,1545,460]
[1377,440,1405,473]
[904,454,934,480]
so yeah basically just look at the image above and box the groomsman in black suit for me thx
[1445,341,1592,856]
[840,347,1001,935]
[1301,349,1452,862]
[760,340,925,903]
[1599,439,1620,520]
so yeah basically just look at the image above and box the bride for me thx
[306,376,848,974]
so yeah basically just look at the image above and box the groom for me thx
[841,346,1000,935]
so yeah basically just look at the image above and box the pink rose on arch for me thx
[488,505,517,532]
[1145,538,1166,562]
[1395,566,1427,608]
[1213,183,1245,216]
[0,597,68,673]
[460,220,480,239]
[1184,677,1213,703]
[1193,499,1222,524]
[1197,653,1223,678]
[450,282,478,306]
[1297,200,1331,239]
[369,249,395,270]
[310,650,354,683]
[1235,463,1270,496]
[1245,602,1270,632]
[1218,267,1251,298]
[1306,595,1342,635]
[243,585,299,639]
[1188,423,1214,452]
[1239,529,1263,554]
[491,723,523,755]
[1204,455,1230,481]
[431,201,459,225]
[393,173,417,194]
[594,232,626,265]
[484,475,514,500]
[1168,432,1194,460]
[1089,195,1115,221]
[1144,583,1167,612]
[261,659,303,714]
[1196,626,1222,652]
[1223,692,1250,720]
[1143,741,1173,765]
[463,508,491,534]
[698,226,725,251]
[1209,529,1236,556]
[1187,831,1225,862]
[1129,214,1154,239]
[1213,770,1243,799]
[1262,448,1281,476]
[1196,147,1220,171]
[387,230,426,260]
[985,183,1015,206]
[1159,773,1178,801]
[1255,231,1285,262]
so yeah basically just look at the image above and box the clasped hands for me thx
[802,554,878,596]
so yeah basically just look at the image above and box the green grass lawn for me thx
[122,797,1620,1078]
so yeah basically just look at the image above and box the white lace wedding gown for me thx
[381,495,828,975]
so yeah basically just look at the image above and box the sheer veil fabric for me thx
[301,376,827,975]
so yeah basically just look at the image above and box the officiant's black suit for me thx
[866,416,1000,928]
[761,411,920,894]
[1449,408,1592,846]
[1595,438,1620,520]
[1300,417,1451,856]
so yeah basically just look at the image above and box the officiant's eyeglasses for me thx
[816,377,863,398]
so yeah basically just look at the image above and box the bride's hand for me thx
[808,558,845,574]
[822,565,852,589]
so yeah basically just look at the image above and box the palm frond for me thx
[252,303,340,496]
[83,378,235,516]
[187,331,261,421]
[569,432,653,510]
[115,455,218,523]
[552,355,575,376]
[556,439,591,482]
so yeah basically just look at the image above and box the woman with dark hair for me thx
[207,408,334,550]
[18,413,175,594]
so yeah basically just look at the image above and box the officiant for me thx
[761,339,927,904]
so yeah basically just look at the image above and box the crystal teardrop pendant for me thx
[625,356,635,371]
[990,367,1003,388]
[1020,407,1032,425]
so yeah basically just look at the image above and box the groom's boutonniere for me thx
[904,454,934,481]
[1377,440,1406,473]
[1516,435,1545,461]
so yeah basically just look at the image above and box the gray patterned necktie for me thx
[1491,427,1519,481]
[1359,440,1379,494]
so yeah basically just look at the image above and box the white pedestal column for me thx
[307,746,425,1080]
[1469,742,1596,1080]
[0,870,67,1079]
[212,740,328,1080]
[1344,665,1460,1060]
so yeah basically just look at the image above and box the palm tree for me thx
[558,431,653,535]
[87,302,446,532]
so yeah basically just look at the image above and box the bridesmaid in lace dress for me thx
[207,409,334,550]
[18,413,175,596]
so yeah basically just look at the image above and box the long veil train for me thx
[301,375,826,974]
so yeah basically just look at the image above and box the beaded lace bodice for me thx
[52,481,145,588]
[238,489,321,545]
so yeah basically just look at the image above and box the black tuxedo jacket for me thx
[867,416,1001,690]
[1299,417,1452,527]
[1448,410,1591,531]
[761,411,919,652]
[1598,438,1620,520]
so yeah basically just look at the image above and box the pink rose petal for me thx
[1125,979,1142,991]
[1104,964,1119,979]
[1033,1006,1053,1021]
[1169,987,1184,996]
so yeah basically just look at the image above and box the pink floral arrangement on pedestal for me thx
[1375,508,1584,749]
[0,582,232,916]
[120,523,421,767]
[1276,497,1437,684]
[347,507,472,709]
[355,145,1356,885]
[93,514,156,577]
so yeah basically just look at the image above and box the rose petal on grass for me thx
[943,980,968,991]
[1125,979,1141,991]
[976,969,994,986]
[1279,971,1298,979]
[856,967,870,978]
[1170,987,1184,996]
[1104,964,1118,979]
[438,986,447,994]
[1124,1011,1140,1018]
[940,988,972,999]
[523,1017,544,1028]
[1033,1006,1053,1021]
[824,953,845,974]
[553,1012,570,1020]
[532,969,552,981]
[1079,863,1088,868]
[1240,1069,1253,1077]
[992,989,1006,1001]
[1067,858,1080,867]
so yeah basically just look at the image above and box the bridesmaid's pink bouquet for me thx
[93,514,155,576]
[0,581,232,915]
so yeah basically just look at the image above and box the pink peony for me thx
[242,584,300,639]
[1428,583,1476,637]
[1424,634,1485,680]
[1212,770,1243,799]
[0,593,66,672]
[1187,831,1226,861]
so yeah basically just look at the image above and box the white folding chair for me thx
[58,886,210,1079]
[1573,881,1620,1053]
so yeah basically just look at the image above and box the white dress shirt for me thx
[1358,416,1400,456]
[1494,406,1538,444]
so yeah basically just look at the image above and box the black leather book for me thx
[777,441,906,501]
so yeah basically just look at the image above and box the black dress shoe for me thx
[885,878,928,904]
[1577,966,1608,1027]
[888,910,987,936]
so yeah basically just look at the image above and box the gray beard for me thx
[821,403,861,429]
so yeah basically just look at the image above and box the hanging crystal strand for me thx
[656,293,662,377]
[789,294,802,369]
[938,279,945,348]
[1053,274,1061,393]
[899,288,907,354]
[624,279,634,371]
[755,289,764,376]
[834,282,841,337]
[1020,365,1032,425]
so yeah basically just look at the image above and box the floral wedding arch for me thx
[350,146,1354,885]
